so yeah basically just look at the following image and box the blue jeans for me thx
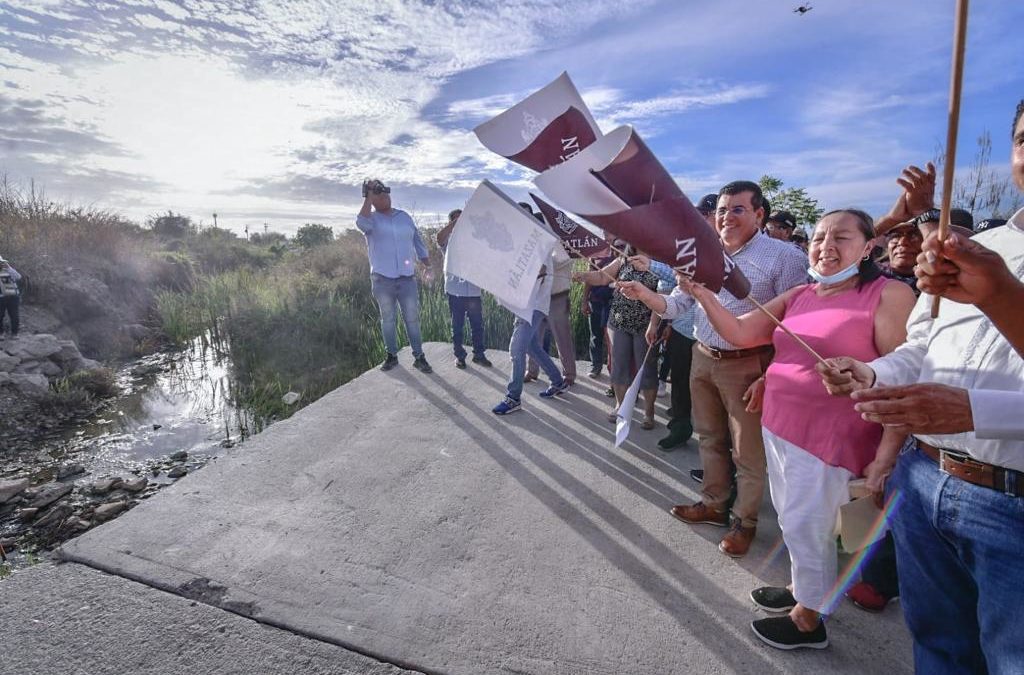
[447,294,485,359]
[506,310,563,401]
[370,274,423,357]
[0,295,19,335]
[888,445,1024,674]
[588,298,611,371]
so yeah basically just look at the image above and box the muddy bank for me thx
[1,338,253,572]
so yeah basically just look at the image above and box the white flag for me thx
[614,362,645,448]
[445,181,557,320]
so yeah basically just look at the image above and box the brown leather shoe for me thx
[669,502,728,527]
[719,520,756,557]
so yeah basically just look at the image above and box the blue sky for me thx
[1,0,1022,235]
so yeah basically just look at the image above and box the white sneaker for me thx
[657,381,667,398]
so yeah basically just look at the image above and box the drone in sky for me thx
[794,4,813,14]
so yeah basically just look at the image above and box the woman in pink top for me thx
[684,209,916,650]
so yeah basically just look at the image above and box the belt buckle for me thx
[938,450,953,475]
[938,450,971,474]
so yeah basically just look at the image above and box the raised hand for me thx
[896,163,936,215]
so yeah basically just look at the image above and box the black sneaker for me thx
[456,357,467,369]
[689,469,704,483]
[658,428,691,451]
[472,355,493,367]
[380,353,398,371]
[413,354,433,374]
[750,586,797,612]
[751,616,828,650]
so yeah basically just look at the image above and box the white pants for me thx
[763,428,853,614]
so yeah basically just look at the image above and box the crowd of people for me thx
[355,100,1024,668]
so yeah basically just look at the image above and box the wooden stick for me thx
[931,0,970,319]
[747,295,829,366]
[560,239,620,285]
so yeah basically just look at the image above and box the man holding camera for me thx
[356,179,433,373]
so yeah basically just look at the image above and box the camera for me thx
[362,180,391,197]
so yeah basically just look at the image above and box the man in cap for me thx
[974,218,1007,234]
[765,211,798,243]
[878,209,974,295]
[696,193,718,227]
[356,179,433,373]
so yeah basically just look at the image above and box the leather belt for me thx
[919,442,1023,498]
[697,343,772,360]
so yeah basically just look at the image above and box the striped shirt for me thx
[649,261,696,340]
[659,231,808,349]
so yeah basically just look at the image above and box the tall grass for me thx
[156,239,598,430]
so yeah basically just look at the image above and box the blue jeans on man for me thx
[447,294,485,359]
[506,310,563,401]
[588,297,611,374]
[370,273,423,357]
[888,445,1024,674]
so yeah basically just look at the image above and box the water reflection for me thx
[44,334,253,477]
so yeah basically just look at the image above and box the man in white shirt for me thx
[493,206,570,415]
[817,100,1024,673]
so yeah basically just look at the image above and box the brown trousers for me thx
[690,345,772,528]
[527,291,577,380]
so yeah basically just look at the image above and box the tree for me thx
[147,210,195,238]
[758,176,823,228]
[938,131,1023,219]
[294,223,334,248]
[250,231,288,246]
[198,226,238,240]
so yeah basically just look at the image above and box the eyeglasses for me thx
[715,205,751,217]
[765,223,793,232]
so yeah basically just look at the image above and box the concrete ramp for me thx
[61,343,912,674]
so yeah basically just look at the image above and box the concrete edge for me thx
[58,542,439,675]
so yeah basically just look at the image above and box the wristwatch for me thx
[912,209,941,226]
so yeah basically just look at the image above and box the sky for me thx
[2,0,1023,236]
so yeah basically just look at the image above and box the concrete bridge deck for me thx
[5,343,912,674]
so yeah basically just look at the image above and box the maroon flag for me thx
[586,197,750,297]
[534,125,751,298]
[589,130,683,206]
[507,107,598,172]
[530,193,609,259]
[473,72,602,173]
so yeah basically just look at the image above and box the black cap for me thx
[974,218,1006,233]
[767,210,797,229]
[913,208,974,232]
[696,193,717,214]
[950,208,974,229]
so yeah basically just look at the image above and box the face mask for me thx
[807,259,860,285]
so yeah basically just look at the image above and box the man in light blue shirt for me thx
[356,179,432,373]
[436,208,491,369]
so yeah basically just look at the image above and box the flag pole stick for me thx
[931,0,970,319]
[747,296,828,366]
[561,240,621,285]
